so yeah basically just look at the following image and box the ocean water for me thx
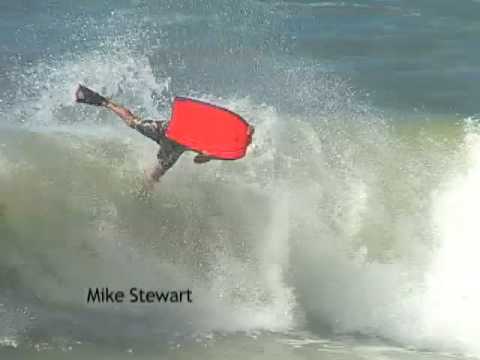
[1,0,480,359]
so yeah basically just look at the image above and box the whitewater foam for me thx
[1,18,479,357]
[421,122,480,355]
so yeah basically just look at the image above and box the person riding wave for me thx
[75,85,215,190]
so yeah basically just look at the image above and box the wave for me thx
[1,1,480,356]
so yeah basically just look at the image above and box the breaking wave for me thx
[1,0,479,357]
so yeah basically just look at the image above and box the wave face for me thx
[1,0,480,357]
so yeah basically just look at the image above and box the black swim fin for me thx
[75,85,107,106]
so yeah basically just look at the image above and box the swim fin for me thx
[75,85,107,106]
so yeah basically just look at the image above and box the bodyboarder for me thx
[75,85,221,190]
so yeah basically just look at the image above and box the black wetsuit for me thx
[134,120,186,173]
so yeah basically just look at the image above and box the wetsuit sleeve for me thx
[134,120,168,143]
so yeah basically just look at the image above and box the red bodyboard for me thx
[165,97,253,160]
